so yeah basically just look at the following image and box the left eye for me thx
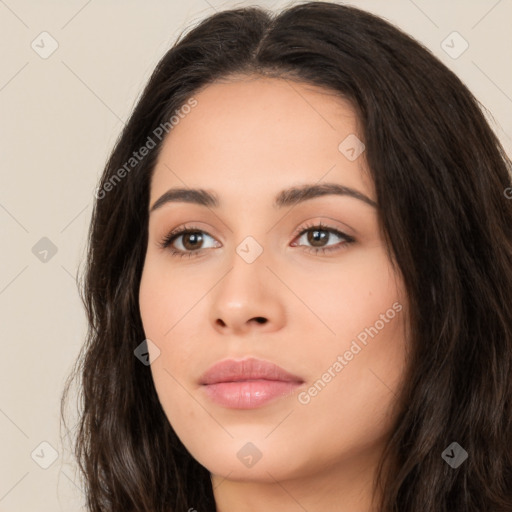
[293,226,353,250]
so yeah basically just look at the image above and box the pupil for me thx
[309,230,327,247]
[184,232,202,250]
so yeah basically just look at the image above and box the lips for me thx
[199,357,304,409]
[199,357,304,385]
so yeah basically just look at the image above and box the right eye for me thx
[159,225,220,258]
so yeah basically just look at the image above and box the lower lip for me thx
[202,380,302,409]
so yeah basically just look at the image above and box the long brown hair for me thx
[61,2,512,510]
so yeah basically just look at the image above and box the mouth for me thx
[199,357,305,409]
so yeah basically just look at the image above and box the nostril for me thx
[253,317,267,324]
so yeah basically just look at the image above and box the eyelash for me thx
[158,221,356,259]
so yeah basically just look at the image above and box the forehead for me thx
[150,76,374,206]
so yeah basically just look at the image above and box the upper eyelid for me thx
[173,223,347,237]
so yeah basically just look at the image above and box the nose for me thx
[216,315,267,328]
[208,248,286,336]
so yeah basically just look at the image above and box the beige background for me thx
[0,0,510,510]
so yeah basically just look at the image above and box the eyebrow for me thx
[149,182,378,213]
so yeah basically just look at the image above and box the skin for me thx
[138,75,409,512]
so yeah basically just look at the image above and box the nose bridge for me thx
[221,232,269,302]
[222,202,272,275]
[208,229,284,333]
[224,206,287,293]
[234,232,266,266]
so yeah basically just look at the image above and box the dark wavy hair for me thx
[61,1,512,511]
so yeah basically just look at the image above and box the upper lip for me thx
[199,357,304,385]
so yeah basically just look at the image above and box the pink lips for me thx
[199,357,304,409]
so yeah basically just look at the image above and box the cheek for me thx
[138,257,202,389]
[139,271,201,438]
[139,253,206,340]
[292,246,404,341]
[292,304,407,468]
[291,248,407,432]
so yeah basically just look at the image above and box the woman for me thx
[61,2,512,511]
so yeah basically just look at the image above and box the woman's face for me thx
[139,76,408,492]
